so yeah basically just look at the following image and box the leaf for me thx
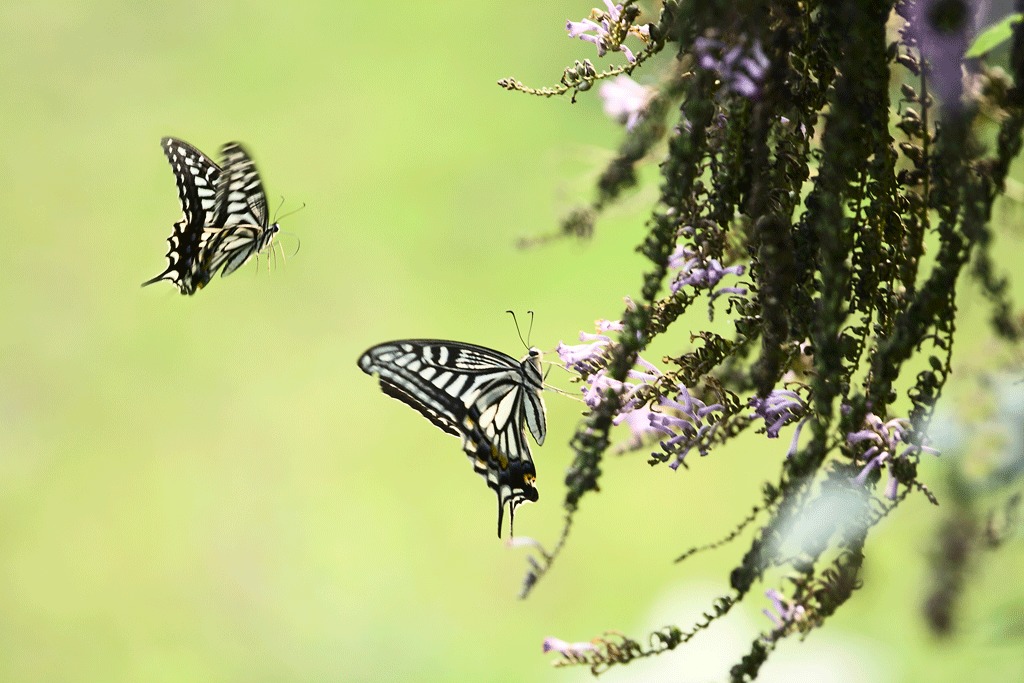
[965,13,1023,58]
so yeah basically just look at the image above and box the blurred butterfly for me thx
[143,138,282,294]
[358,339,546,537]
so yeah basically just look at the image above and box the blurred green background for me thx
[1,1,1022,681]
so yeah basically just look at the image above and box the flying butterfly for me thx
[142,137,221,295]
[201,142,282,280]
[143,138,283,294]
[358,339,547,537]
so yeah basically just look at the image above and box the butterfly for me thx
[358,340,547,537]
[143,138,281,294]
[142,137,221,295]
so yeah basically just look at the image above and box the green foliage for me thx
[965,13,1023,58]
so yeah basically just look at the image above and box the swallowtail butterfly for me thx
[358,340,547,537]
[143,138,281,294]
[142,137,221,295]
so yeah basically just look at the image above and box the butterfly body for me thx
[358,340,546,537]
[144,138,282,294]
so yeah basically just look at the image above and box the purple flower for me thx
[848,413,939,499]
[762,588,806,630]
[613,402,660,452]
[649,385,725,469]
[749,389,809,457]
[565,2,640,63]
[669,244,747,299]
[693,37,771,99]
[556,340,608,374]
[543,636,595,655]
[581,369,635,409]
[556,319,623,374]
[599,75,655,130]
[559,317,681,452]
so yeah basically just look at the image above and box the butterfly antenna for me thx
[527,310,535,347]
[272,195,286,224]
[277,202,307,223]
[507,310,529,351]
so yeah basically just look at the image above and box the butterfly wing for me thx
[143,137,221,295]
[213,142,268,229]
[358,340,546,537]
[202,142,278,278]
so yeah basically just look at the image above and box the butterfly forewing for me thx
[143,137,222,294]
[358,340,547,537]
[202,142,279,278]
[214,142,268,229]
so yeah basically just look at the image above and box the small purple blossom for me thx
[649,385,725,470]
[599,75,655,130]
[566,2,639,63]
[581,369,636,409]
[693,37,770,99]
[762,588,806,630]
[543,636,595,656]
[556,340,608,374]
[847,413,939,499]
[668,244,747,299]
[613,402,660,452]
[556,319,622,374]
[749,389,809,457]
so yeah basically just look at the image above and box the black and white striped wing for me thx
[202,142,279,278]
[143,137,221,295]
[213,142,268,229]
[358,340,547,537]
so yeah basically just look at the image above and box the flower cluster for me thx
[668,244,747,299]
[847,413,939,499]
[692,37,770,99]
[749,389,809,458]
[557,320,726,466]
[566,1,648,64]
[649,385,725,470]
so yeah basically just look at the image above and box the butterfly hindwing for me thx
[358,340,547,537]
[143,137,222,294]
